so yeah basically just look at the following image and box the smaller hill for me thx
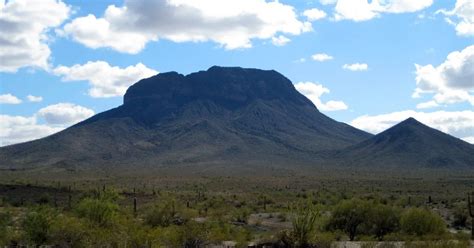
[338,117,474,168]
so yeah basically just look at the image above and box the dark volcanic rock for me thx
[0,66,371,171]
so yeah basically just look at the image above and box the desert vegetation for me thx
[0,172,472,247]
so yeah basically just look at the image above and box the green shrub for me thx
[276,203,319,247]
[117,217,153,248]
[75,197,118,226]
[181,221,209,247]
[326,199,402,241]
[400,208,446,236]
[310,232,335,248]
[291,204,319,247]
[50,214,89,247]
[0,211,12,246]
[368,204,400,240]
[145,199,183,227]
[151,226,183,247]
[231,208,250,223]
[452,203,468,228]
[37,193,52,205]
[327,199,370,241]
[22,207,53,245]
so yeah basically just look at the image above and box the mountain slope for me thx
[0,66,371,171]
[337,117,474,168]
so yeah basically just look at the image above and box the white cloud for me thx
[37,103,94,125]
[324,0,433,22]
[293,58,306,63]
[382,0,433,14]
[53,61,158,98]
[312,53,334,62]
[27,95,43,102]
[437,0,473,37]
[303,8,327,21]
[343,63,368,71]
[333,0,382,21]
[416,100,439,109]
[61,0,311,53]
[271,35,290,46]
[0,102,94,146]
[351,110,474,142]
[294,81,348,111]
[463,136,474,144]
[0,115,62,146]
[0,93,22,104]
[414,45,474,106]
[0,0,70,72]
[320,0,337,6]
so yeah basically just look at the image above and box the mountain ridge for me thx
[1,66,472,173]
[0,66,371,171]
[337,117,474,168]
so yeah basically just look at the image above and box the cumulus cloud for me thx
[312,53,333,62]
[351,110,474,143]
[294,81,348,111]
[416,100,439,109]
[0,102,94,146]
[53,61,158,98]
[413,45,474,106]
[343,63,368,71]
[271,35,290,46]
[0,93,22,104]
[61,0,311,53]
[0,115,62,146]
[0,0,70,72]
[322,0,433,22]
[37,103,94,125]
[27,95,43,102]
[437,0,473,37]
[303,8,327,21]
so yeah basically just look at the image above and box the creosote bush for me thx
[326,198,371,241]
[75,190,119,226]
[400,208,446,236]
[145,198,186,227]
[327,199,402,241]
[22,206,53,245]
[0,211,12,246]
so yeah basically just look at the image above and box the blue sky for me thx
[0,0,473,146]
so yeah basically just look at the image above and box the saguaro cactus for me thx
[468,192,474,239]
[264,197,268,210]
[133,197,137,217]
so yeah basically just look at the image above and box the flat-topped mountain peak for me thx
[123,66,313,109]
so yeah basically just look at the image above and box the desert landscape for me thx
[0,0,473,247]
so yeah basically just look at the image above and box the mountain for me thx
[0,66,371,172]
[337,117,474,168]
